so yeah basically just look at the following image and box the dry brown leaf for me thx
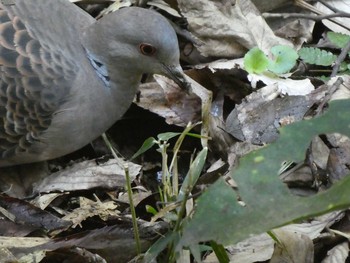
[177,0,291,57]
[270,228,314,263]
[33,159,141,194]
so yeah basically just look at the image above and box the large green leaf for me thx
[180,99,350,246]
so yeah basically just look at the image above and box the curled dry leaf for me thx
[137,75,201,126]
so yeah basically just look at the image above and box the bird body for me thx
[0,0,187,166]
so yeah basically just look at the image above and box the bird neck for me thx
[84,46,142,93]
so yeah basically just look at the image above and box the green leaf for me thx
[327,31,350,48]
[210,241,229,263]
[146,205,158,216]
[130,137,156,160]
[185,132,205,139]
[157,132,181,141]
[267,45,298,74]
[178,147,208,202]
[298,47,337,66]
[244,47,269,74]
[180,99,350,247]
[189,245,202,263]
[144,232,179,262]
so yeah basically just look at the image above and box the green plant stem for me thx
[167,123,197,200]
[125,165,141,255]
[160,142,171,202]
[102,133,141,255]
[166,186,191,263]
[174,181,191,232]
[169,122,196,173]
[172,157,179,197]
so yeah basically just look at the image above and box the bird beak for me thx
[162,64,191,91]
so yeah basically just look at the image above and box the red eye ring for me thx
[139,43,157,56]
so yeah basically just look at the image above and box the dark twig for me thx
[315,77,343,116]
[298,0,350,31]
[331,39,350,77]
[318,0,342,14]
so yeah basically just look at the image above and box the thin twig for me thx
[318,0,342,13]
[263,12,350,21]
[331,39,350,77]
[315,77,343,116]
[291,0,350,31]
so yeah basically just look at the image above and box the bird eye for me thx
[139,43,157,56]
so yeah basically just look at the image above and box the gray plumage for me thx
[0,0,187,167]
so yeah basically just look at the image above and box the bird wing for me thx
[0,0,94,158]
